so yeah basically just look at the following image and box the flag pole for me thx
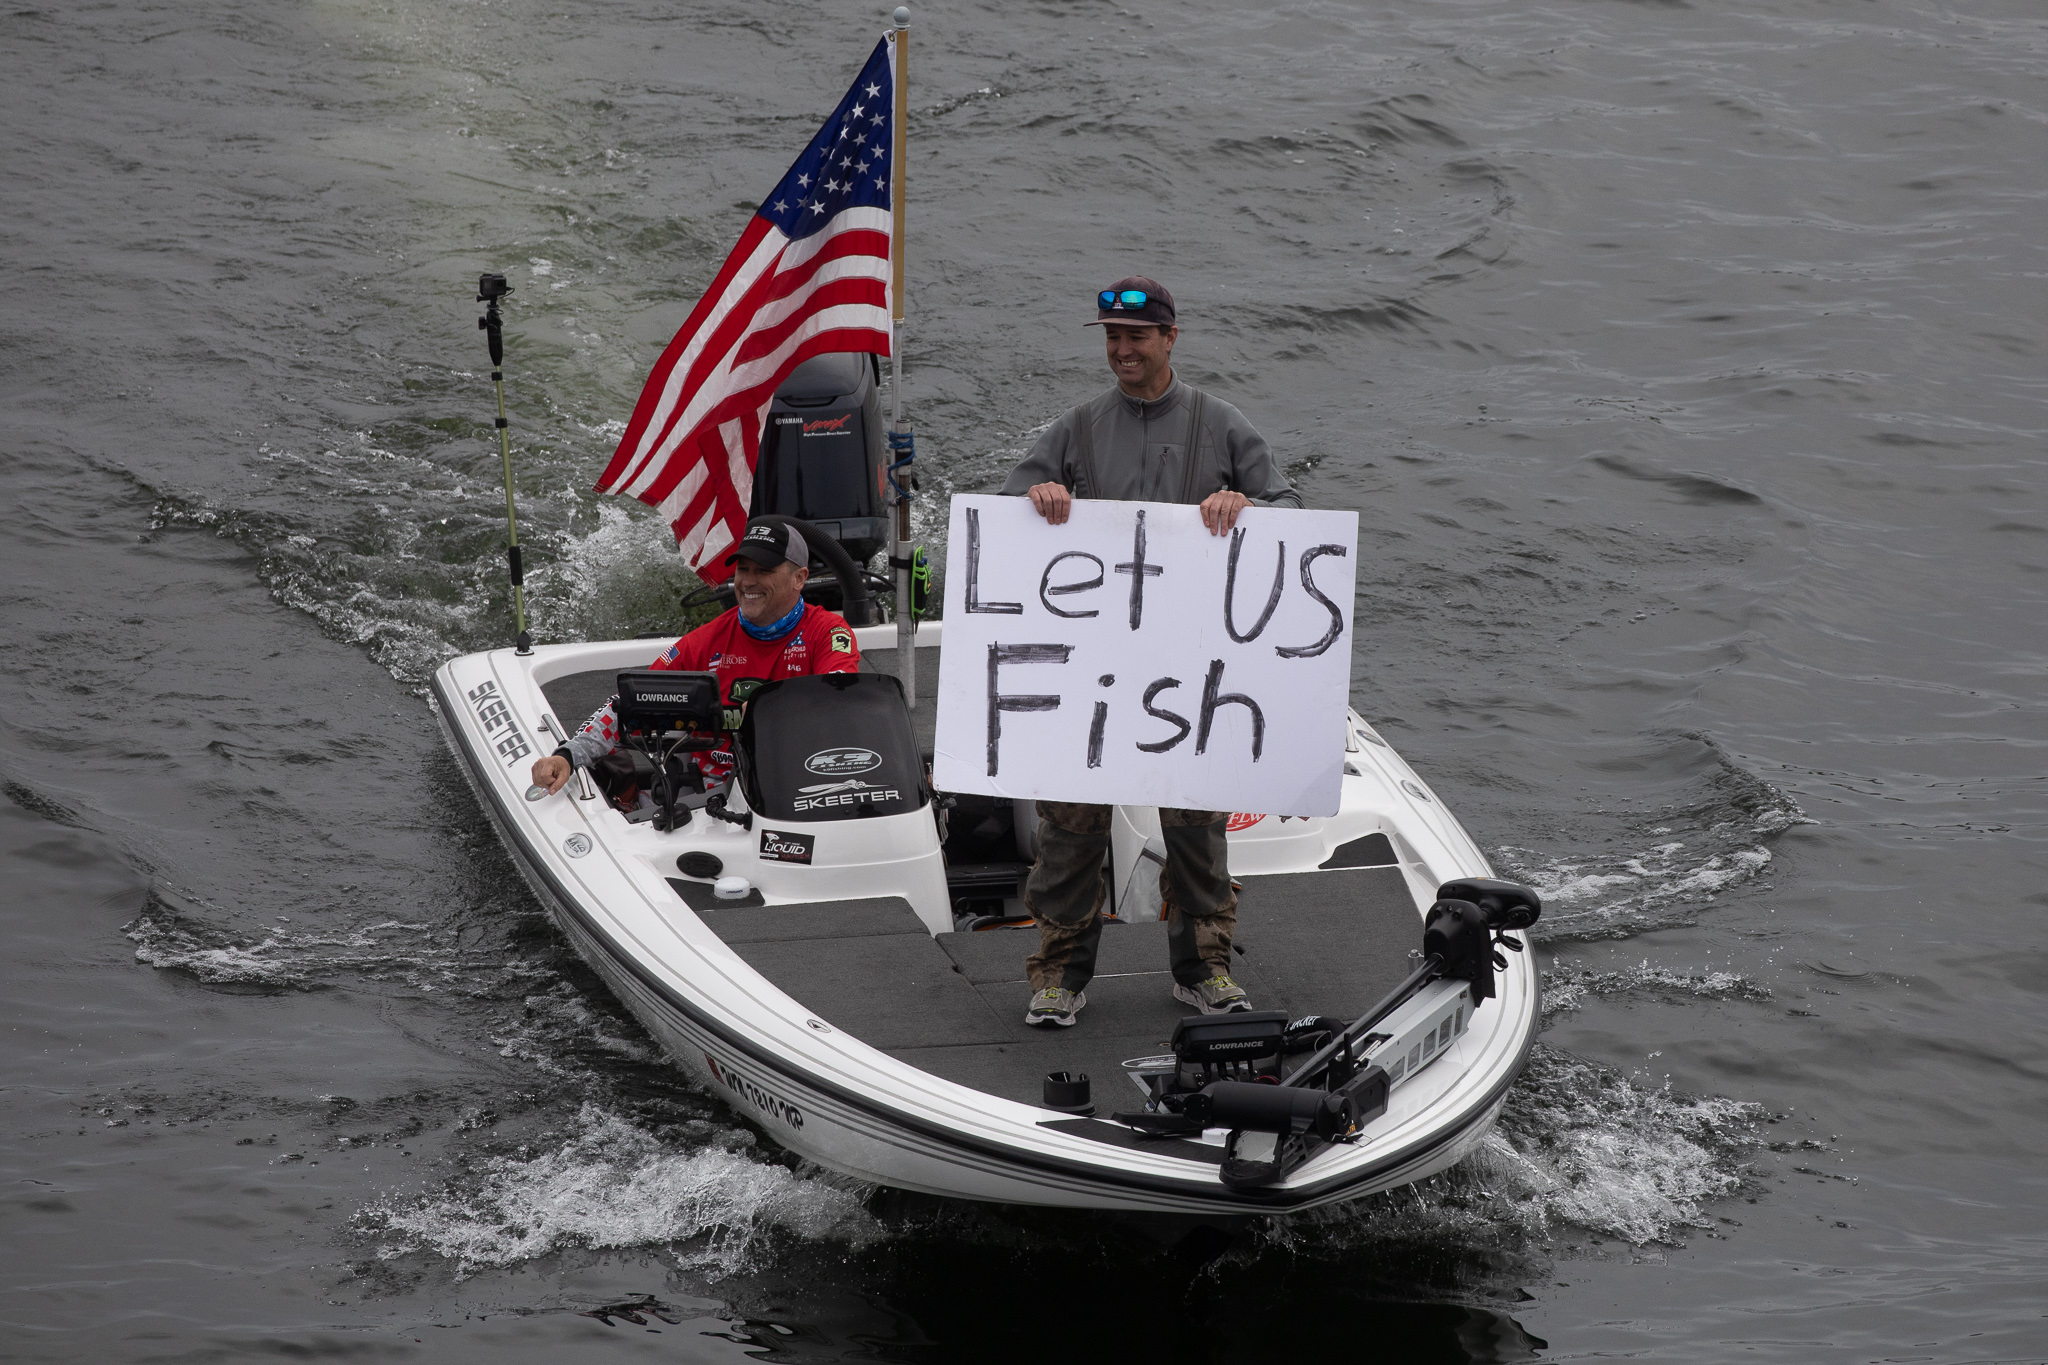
[888,5,916,705]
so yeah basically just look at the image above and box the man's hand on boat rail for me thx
[531,753,572,795]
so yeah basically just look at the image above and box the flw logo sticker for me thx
[1225,812,1307,833]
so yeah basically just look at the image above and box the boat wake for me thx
[1249,1043,1762,1280]
[1494,736,1811,942]
[1540,961,1773,1019]
[347,1023,1760,1293]
[142,466,704,692]
[124,884,453,992]
[1482,1045,1763,1245]
[354,1105,883,1280]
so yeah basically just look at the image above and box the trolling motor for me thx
[1113,876,1541,1193]
[610,670,723,832]
[477,272,532,655]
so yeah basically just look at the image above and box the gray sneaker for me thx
[1025,986,1086,1028]
[1173,974,1251,1014]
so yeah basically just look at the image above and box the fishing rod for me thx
[477,272,532,655]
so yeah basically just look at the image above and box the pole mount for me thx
[479,270,531,652]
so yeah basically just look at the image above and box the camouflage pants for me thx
[1023,802,1237,993]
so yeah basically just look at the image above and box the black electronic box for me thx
[614,670,722,736]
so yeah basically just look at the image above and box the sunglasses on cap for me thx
[1098,288,1151,310]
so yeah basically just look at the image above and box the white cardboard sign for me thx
[932,495,1360,816]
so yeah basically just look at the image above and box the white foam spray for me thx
[358,1105,883,1279]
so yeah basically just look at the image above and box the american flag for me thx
[596,37,896,580]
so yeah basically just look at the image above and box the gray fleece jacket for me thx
[999,375,1302,509]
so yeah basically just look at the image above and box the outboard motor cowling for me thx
[754,352,889,563]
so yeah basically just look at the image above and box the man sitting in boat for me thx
[528,516,859,795]
[1000,276,1303,1029]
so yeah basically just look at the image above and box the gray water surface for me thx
[3,0,2043,1359]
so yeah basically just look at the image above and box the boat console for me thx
[609,669,722,832]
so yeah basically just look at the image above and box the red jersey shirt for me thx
[653,601,860,691]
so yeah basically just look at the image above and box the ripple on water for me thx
[1496,735,1811,942]
[124,881,536,995]
[1541,960,1773,1019]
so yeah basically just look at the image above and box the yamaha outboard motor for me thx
[754,352,890,564]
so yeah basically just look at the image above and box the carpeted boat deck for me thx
[683,865,1421,1109]
[548,663,1421,1107]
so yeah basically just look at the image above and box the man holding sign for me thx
[999,277,1302,1028]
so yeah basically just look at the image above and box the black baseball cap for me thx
[723,516,810,569]
[1085,275,1176,329]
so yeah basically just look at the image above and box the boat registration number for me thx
[703,1052,806,1130]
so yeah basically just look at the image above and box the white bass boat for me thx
[432,608,1540,1214]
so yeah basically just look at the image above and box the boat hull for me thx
[431,631,1537,1214]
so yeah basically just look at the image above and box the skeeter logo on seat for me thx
[465,679,532,768]
[793,778,902,813]
[804,747,881,776]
